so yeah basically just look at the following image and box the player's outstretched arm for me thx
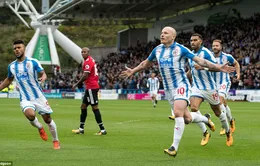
[120,59,153,78]
[0,77,13,91]
[193,64,220,72]
[193,56,235,73]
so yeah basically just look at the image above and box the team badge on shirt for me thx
[222,56,227,63]
[156,50,161,57]
[172,48,180,57]
[26,62,30,69]
[85,65,89,70]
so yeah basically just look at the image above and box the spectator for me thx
[44,13,260,91]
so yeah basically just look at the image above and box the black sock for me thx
[80,109,87,129]
[93,109,105,130]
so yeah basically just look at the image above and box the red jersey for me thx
[82,56,99,89]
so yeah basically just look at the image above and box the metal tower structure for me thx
[2,0,85,67]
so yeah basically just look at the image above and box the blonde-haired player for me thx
[120,26,234,157]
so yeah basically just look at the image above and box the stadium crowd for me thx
[4,13,258,92]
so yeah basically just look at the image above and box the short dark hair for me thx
[152,71,157,75]
[191,33,203,40]
[213,39,222,45]
[13,40,25,45]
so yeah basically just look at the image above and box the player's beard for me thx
[213,49,220,55]
[191,45,199,51]
[16,52,24,59]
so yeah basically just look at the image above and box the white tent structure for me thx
[0,0,84,67]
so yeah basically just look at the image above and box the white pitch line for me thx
[116,119,142,125]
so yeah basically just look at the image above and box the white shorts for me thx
[217,83,231,99]
[149,90,158,97]
[20,95,53,115]
[191,87,220,105]
[165,85,190,106]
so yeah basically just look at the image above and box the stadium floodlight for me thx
[3,0,84,68]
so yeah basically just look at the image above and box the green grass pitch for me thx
[0,98,259,166]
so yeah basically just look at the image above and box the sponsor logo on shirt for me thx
[16,72,29,82]
[159,58,173,67]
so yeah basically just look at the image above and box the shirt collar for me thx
[163,41,176,48]
[194,46,203,54]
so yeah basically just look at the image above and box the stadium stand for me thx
[40,13,259,91]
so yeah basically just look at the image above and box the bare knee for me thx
[92,105,98,111]
[190,107,198,112]
[24,108,36,121]
[211,105,221,117]
[42,114,52,124]
[214,111,221,117]
[81,103,87,110]
[184,118,191,124]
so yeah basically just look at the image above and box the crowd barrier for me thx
[1,89,260,102]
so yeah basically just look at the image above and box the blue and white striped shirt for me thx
[213,52,235,87]
[189,47,217,90]
[148,42,195,90]
[147,77,159,91]
[8,57,44,101]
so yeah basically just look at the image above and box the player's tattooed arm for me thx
[193,56,235,73]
